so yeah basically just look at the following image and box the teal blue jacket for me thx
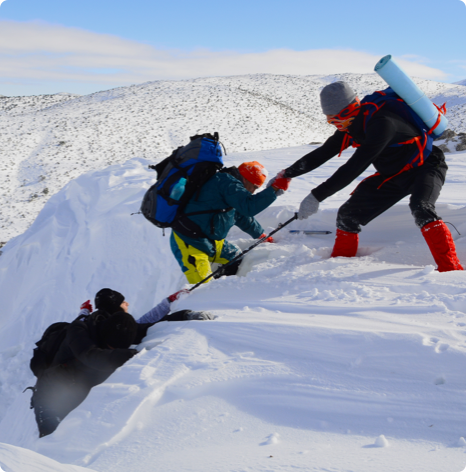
[174,172,277,255]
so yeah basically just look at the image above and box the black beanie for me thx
[100,312,137,349]
[95,288,125,315]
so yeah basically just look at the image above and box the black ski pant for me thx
[336,153,448,233]
[32,364,91,437]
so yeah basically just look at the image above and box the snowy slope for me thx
[0,442,95,472]
[1,145,466,471]
[2,73,466,242]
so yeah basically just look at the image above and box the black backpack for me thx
[29,312,106,378]
[140,132,229,239]
[30,322,72,378]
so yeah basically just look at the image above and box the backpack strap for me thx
[427,103,447,136]
[338,133,354,157]
[185,207,234,235]
[183,208,233,217]
[173,207,233,239]
[22,386,36,409]
[373,133,429,188]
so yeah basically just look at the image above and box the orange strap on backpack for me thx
[428,103,447,136]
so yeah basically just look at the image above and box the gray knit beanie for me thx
[320,81,357,115]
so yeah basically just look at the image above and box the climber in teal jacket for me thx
[170,161,289,284]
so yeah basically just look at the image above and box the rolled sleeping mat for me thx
[374,55,448,137]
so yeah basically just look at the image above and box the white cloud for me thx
[0,20,448,92]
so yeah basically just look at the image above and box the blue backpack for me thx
[141,133,226,238]
[361,88,434,164]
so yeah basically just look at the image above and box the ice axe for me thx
[188,212,298,292]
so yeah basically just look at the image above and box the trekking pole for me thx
[188,213,298,292]
[289,230,332,235]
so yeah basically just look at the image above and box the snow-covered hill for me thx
[1,143,466,471]
[2,73,466,242]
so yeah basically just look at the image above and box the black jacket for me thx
[284,106,445,202]
[51,312,137,388]
[32,311,158,436]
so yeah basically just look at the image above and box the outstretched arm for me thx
[135,290,189,325]
[136,298,171,324]
[221,176,277,218]
[234,212,264,239]
[311,117,396,202]
[284,131,345,178]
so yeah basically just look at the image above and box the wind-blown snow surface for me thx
[2,72,466,242]
[0,443,95,472]
[1,146,466,471]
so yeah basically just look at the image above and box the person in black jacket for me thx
[32,309,138,437]
[32,288,213,437]
[271,81,463,272]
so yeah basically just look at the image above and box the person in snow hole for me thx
[170,161,289,284]
[31,288,213,437]
[269,81,463,272]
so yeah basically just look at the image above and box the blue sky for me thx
[1,0,465,96]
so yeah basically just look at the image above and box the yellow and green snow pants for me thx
[170,231,241,284]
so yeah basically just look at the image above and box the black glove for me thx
[214,258,242,279]
[184,311,215,320]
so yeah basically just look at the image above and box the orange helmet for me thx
[238,161,268,187]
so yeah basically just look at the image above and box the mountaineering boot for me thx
[330,229,359,258]
[421,220,463,272]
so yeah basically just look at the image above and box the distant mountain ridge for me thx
[1,72,466,242]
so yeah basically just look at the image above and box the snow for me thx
[0,443,94,472]
[2,76,466,471]
[374,435,390,448]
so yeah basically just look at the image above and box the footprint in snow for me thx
[422,336,439,346]
[421,337,449,352]
[435,343,449,353]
